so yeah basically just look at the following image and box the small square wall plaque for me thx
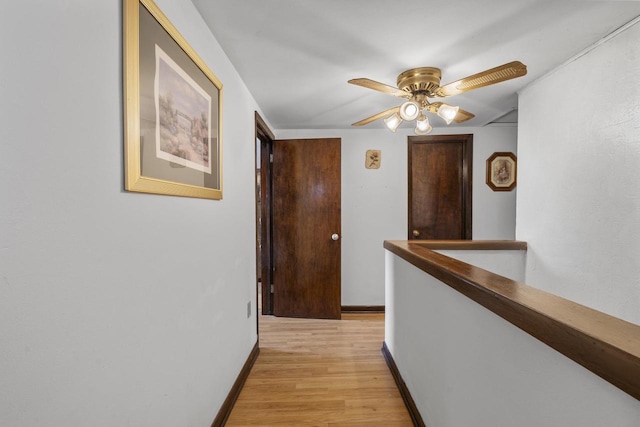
[365,150,381,169]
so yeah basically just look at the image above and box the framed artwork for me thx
[365,150,381,169]
[123,0,223,199]
[486,152,517,191]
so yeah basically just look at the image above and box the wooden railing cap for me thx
[384,239,640,401]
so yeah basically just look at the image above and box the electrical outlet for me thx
[247,301,251,318]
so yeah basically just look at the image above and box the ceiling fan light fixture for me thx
[384,112,403,132]
[399,100,420,121]
[437,103,459,124]
[415,114,432,135]
[349,61,527,129]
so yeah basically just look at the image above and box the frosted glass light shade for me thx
[437,103,459,124]
[384,113,403,132]
[399,101,420,121]
[415,114,432,135]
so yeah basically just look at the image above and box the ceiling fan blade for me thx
[426,102,475,123]
[352,106,400,126]
[434,61,527,98]
[452,108,475,123]
[348,78,411,98]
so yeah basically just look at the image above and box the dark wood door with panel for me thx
[408,135,472,240]
[272,138,341,319]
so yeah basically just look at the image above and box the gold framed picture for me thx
[486,152,517,191]
[123,0,223,199]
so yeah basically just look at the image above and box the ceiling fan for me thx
[348,61,527,134]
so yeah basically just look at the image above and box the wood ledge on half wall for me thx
[383,239,640,401]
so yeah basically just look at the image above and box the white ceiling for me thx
[191,0,640,131]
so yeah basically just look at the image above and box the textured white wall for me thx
[0,0,260,425]
[277,126,517,305]
[517,20,640,325]
[385,253,640,427]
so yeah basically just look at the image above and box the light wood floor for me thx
[225,313,413,426]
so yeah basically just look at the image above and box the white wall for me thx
[277,125,517,305]
[385,252,640,427]
[517,20,640,325]
[0,1,261,425]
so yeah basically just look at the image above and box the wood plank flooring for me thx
[225,313,413,426]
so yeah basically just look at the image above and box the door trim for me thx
[255,112,275,316]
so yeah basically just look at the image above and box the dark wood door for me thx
[408,135,472,240]
[272,138,341,319]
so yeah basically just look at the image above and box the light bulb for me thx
[437,103,459,124]
[399,101,420,121]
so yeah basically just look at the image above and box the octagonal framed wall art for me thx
[486,152,517,191]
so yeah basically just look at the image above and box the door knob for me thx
[331,233,340,241]
[412,229,420,237]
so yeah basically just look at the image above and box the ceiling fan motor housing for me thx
[397,67,442,96]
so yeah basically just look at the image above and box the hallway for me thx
[225,313,413,426]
